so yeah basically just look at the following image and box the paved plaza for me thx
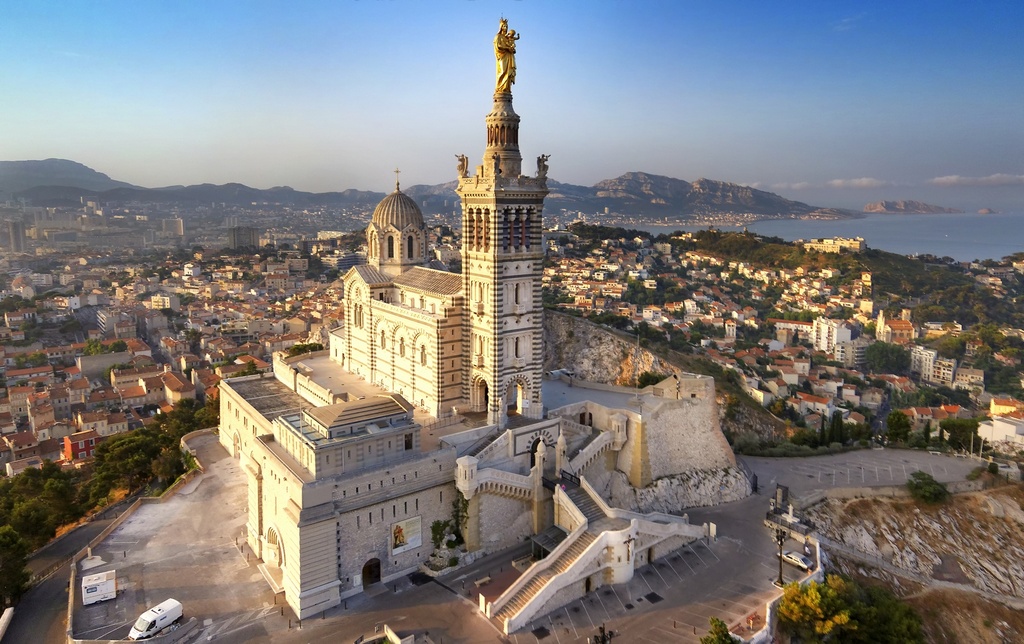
[743,447,981,497]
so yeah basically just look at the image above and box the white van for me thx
[128,598,183,640]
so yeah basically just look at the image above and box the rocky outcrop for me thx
[805,490,1024,599]
[864,200,964,214]
[587,467,749,512]
[543,312,680,386]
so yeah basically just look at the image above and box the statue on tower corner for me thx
[537,154,550,179]
[494,18,520,94]
[455,154,469,178]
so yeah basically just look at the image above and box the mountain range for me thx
[0,158,854,219]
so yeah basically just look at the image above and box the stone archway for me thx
[529,437,542,469]
[505,380,524,415]
[472,377,489,413]
[504,375,531,416]
[265,527,284,568]
[232,431,241,458]
[362,558,382,586]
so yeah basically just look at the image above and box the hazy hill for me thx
[0,159,136,193]
[864,200,964,214]
[3,159,853,218]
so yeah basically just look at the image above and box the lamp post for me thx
[592,624,614,643]
[775,528,787,587]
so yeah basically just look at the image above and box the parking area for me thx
[744,448,981,497]
[71,432,279,642]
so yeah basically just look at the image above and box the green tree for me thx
[939,417,979,452]
[830,411,845,445]
[777,575,857,642]
[864,342,910,374]
[636,371,664,388]
[151,449,185,484]
[0,525,30,607]
[109,340,128,353]
[700,617,735,644]
[82,339,106,356]
[287,342,323,357]
[886,410,911,443]
[906,471,949,503]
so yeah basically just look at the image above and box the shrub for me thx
[448,556,459,568]
[906,471,949,503]
[430,520,448,549]
[987,462,999,475]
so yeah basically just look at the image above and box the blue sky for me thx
[2,1,1022,211]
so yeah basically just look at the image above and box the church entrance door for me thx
[529,437,542,469]
[473,379,489,413]
[362,558,382,586]
[505,381,525,415]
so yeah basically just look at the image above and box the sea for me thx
[631,211,1024,262]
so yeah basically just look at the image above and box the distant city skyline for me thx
[2,1,1022,211]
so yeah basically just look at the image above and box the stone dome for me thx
[371,184,424,231]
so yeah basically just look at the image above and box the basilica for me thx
[218,21,743,633]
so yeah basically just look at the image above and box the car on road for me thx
[782,550,814,571]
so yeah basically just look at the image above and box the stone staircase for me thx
[493,532,597,623]
[563,484,606,524]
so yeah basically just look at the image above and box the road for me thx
[6,516,115,644]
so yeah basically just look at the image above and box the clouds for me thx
[826,177,892,189]
[831,14,866,32]
[927,174,1024,187]
[770,182,812,190]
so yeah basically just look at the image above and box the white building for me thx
[812,317,852,354]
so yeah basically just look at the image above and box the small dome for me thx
[371,184,424,231]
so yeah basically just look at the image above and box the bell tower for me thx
[457,19,549,426]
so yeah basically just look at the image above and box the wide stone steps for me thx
[494,532,597,622]
[565,485,606,524]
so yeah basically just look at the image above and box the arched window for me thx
[399,338,405,357]
[380,330,386,349]
[407,235,414,259]
[420,345,427,366]
[387,236,394,259]
[514,283,520,304]
[514,337,521,358]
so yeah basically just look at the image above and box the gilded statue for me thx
[494,19,520,94]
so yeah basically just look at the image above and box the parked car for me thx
[782,550,814,571]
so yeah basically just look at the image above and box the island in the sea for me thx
[863,200,964,214]
[863,200,965,214]
[978,208,999,214]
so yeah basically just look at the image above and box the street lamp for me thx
[592,624,614,643]
[774,528,787,588]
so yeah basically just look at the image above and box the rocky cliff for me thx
[543,312,681,385]
[864,200,964,214]
[806,487,1024,599]
[544,311,751,509]
[588,467,750,513]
